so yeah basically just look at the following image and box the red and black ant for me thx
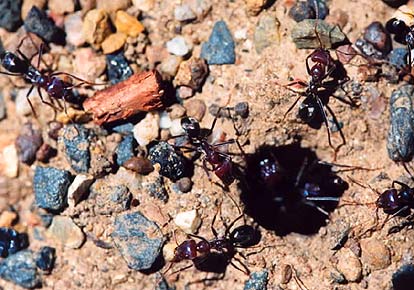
[176,111,244,187]
[0,37,100,116]
[165,212,260,280]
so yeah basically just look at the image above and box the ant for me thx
[165,211,260,280]
[175,109,244,187]
[0,36,100,116]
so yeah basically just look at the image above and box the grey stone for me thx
[116,134,136,166]
[112,212,164,270]
[244,270,269,290]
[60,124,91,173]
[148,142,186,181]
[254,13,280,53]
[90,180,132,215]
[201,21,235,65]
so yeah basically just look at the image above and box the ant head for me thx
[181,117,200,138]
[229,225,259,248]
[196,240,210,255]
[0,51,27,74]
[386,18,407,35]
[298,99,318,123]
[376,189,400,213]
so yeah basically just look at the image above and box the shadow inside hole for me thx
[393,264,414,290]
[239,143,348,236]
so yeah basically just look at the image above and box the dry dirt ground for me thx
[0,0,413,289]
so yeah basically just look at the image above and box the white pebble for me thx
[166,36,191,56]
[68,174,94,207]
[1,144,18,178]
[169,118,185,136]
[159,111,172,129]
[174,209,201,234]
[133,112,160,146]
[174,4,196,21]
[234,28,248,40]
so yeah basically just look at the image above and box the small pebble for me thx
[91,181,132,214]
[47,216,85,249]
[60,124,91,173]
[291,19,346,49]
[254,13,281,53]
[64,12,86,47]
[102,33,127,54]
[115,10,145,37]
[168,104,186,119]
[82,9,112,49]
[47,121,63,140]
[335,247,362,282]
[116,134,136,166]
[159,111,172,129]
[388,48,408,69]
[355,38,384,60]
[73,47,107,82]
[174,209,201,234]
[148,141,186,181]
[0,228,29,258]
[159,55,182,77]
[133,112,160,147]
[123,156,154,174]
[175,177,193,193]
[21,0,46,19]
[360,238,391,270]
[142,166,169,202]
[24,6,65,44]
[2,144,19,178]
[174,57,209,91]
[176,85,194,99]
[201,21,235,65]
[235,102,249,118]
[166,36,191,56]
[289,1,315,22]
[96,0,130,12]
[34,166,72,212]
[170,118,185,136]
[48,0,75,15]
[174,4,196,22]
[15,122,43,165]
[112,123,134,134]
[34,246,55,273]
[363,21,391,55]
[35,143,56,163]
[307,0,329,19]
[244,270,269,290]
[0,250,41,289]
[111,211,164,270]
[187,0,212,19]
[132,0,155,12]
[0,0,22,31]
[67,174,94,207]
[184,99,206,121]
[392,264,414,290]
[0,93,6,120]
[246,0,267,16]
[106,50,133,84]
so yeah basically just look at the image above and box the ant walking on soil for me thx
[0,36,101,116]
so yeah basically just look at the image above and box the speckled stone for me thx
[148,142,186,181]
[201,21,235,65]
[116,134,136,166]
[60,124,91,173]
[244,270,269,290]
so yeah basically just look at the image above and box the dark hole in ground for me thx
[392,264,414,290]
[239,143,348,236]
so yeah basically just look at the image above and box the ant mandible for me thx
[0,36,99,116]
[166,212,259,278]
[177,109,243,186]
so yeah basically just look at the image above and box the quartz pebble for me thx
[2,144,19,178]
[102,33,127,54]
[15,87,38,116]
[174,209,201,234]
[159,55,182,77]
[166,36,191,56]
[184,99,206,121]
[133,112,160,146]
[65,12,85,47]
[201,21,235,65]
[115,11,145,37]
[131,0,155,12]
[170,118,185,136]
[174,57,209,90]
[175,177,192,193]
[174,4,196,22]
[168,104,186,119]
[82,9,112,49]
[159,111,172,129]
[47,216,85,249]
[112,211,164,270]
[67,174,94,207]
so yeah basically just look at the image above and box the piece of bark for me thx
[83,70,164,125]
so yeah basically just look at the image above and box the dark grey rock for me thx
[90,180,132,215]
[244,270,269,290]
[106,51,133,85]
[201,21,235,65]
[148,142,186,181]
[307,0,329,19]
[15,122,43,165]
[60,124,91,173]
[112,123,134,134]
[39,214,54,227]
[0,0,22,31]
[392,264,414,290]
[34,246,55,273]
[174,177,192,193]
[388,48,408,69]
[387,85,414,162]
[0,250,41,289]
[291,19,346,49]
[0,228,29,258]
[0,93,6,120]
[111,212,164,270]
[24,6,65,44]
[143,175,168,202]
[34,166,72,212]
[363,22,391,55]
[116,135,136,166]
[354,38,384,60]
[235,102,249,118]
[289,1,315,22]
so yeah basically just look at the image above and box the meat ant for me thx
[164,211,260,281]
[0,36,101,116]
[174,108,244,187]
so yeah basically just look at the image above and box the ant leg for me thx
[168,262,194,277]
[50,72,106,86]
[230,256,250,275]
[283,95,303,120]
[202,158,212,181]
[295,157,308,187]
[210,203,221,238]
[402,162,414,180]
[36,87,59,111]
[391,180,410,191]
[25,85,37,117]
[324,103,346,152]
[224,214,244,237]
[206,107,222,138]
[0,71,22,77]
